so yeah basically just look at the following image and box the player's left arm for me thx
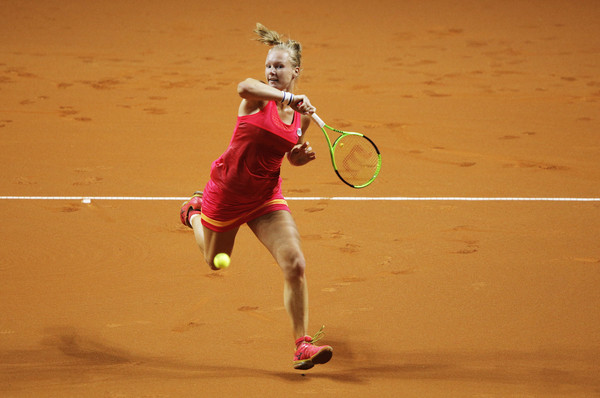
[287,114,315,166]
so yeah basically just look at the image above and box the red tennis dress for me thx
[200,101,301,232]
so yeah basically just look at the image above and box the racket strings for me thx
[334,135,380,186]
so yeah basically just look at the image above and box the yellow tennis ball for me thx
[213,253,231,269]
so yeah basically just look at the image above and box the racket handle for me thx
[311,113,326,128]
[297,99,325,128]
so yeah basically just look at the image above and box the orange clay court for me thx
[1,1,599,397]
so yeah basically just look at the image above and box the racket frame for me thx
[311,113,382,188]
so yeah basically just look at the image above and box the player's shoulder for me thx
[301,114,312,129]
[238,97,268,117]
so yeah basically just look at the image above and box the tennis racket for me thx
[311,113,382,188]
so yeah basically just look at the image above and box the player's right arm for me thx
[237,78,315,116]
[237,78,279,116]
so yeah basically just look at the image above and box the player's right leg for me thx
[181,191,239,270]
[180,191,203,228]
[198,221,238,270]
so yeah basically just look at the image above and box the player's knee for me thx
[282,250,306,281]
[204,254,219,270]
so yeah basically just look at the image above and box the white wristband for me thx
[281,91,294,106]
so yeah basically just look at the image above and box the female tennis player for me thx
[180,23,332,370]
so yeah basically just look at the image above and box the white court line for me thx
[0,196,599,202]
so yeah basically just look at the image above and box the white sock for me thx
[189,213,200,226]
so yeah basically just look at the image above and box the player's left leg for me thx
[248,210,332,369]
[248,210,307,337]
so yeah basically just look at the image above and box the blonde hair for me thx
[254,23,302,72]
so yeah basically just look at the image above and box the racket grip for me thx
[311,113,326,128]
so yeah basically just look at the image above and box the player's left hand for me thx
[287,141,316,166]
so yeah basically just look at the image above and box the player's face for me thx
[265,49,298,91]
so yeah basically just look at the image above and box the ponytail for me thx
[254,23,302,71]
[254,23,283,46]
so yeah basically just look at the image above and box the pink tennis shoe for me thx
[293,326,333,370]
[180,191,203,228]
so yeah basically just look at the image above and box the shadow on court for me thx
[1,328,598,392]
